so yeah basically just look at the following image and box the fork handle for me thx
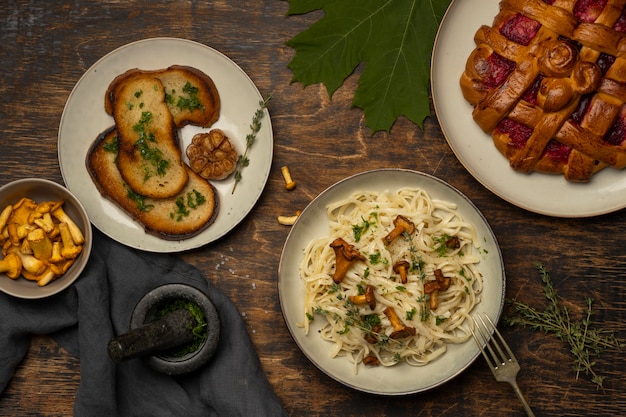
[510,381,535,417]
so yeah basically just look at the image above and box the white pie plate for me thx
[432,0,626,217]
[278,169,505,395]
[58,38,272,252]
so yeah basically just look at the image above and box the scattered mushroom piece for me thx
[383,306,416,339]
[393,260,410,284]
[51,203,85,245]
[348,284,377,309]
[0,252,22,279]
[277,210,301,226]
[280,165,297,191]
[383,215,416,245]
[329,237,366,283]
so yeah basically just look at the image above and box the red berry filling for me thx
[603,107,626,146]
[522,75,544,104]
[496,119,533,149]
[573,0,608,23]
[596,53,615,75]
[484,53,516,88]
[613,7,626,32]
[499,13,541,46]
[544,140,572,163]
[570,94,593,125]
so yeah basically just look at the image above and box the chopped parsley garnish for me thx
[126,187,153,212]
[433,233,456,256]
[368,251,387,265]
[132,111,170,179]
[172,82,204,112]
[103,135,118,154]
[170,189,206,221]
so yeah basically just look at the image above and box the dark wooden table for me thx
[1,1,625,416]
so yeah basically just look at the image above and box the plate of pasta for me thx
[278,169,505,395]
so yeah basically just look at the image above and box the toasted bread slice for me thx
[105,65,220,128]
[112,75,189,199]
[86,127,219,240]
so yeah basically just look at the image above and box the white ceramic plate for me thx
[278,169,505,395]
[431,0,626,217]
[58,38,272,252]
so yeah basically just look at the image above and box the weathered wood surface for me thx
[1,1,625,416]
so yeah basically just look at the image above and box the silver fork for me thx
[471,314,536,417]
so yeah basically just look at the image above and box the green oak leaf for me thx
[286,0,452,133]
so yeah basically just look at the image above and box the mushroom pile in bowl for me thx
[0,178,92,299]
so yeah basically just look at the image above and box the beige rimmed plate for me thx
[278,169,505,395]
[431,0,626,217]
[58,38,272,252]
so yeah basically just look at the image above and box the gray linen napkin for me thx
[0,229,288,417]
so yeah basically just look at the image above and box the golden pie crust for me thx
[460,0,626,181]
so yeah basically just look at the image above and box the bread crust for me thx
[112,75,189,199]
[105,65,220,128]
[86,127,219,240]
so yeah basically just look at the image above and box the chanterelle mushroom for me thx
[51,203,85,245]
[383,215,415,245]
[7,246,46,276]
[383,306,416,339]
[393,260,410,284]
[0,252,22,279]
[329,237,366,283]
[424,269,452,310]
[27,228,53,261]
[348,284,377,309]
[58,222,82,259]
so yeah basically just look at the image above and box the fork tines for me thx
[471,313,516,371]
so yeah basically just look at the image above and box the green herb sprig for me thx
[505,264,624,391]
[231,96,271,194]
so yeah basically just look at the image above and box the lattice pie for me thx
[460,0,626,181]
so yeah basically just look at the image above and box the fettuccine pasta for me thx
[298,187,483,372]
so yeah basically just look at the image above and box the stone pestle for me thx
[107,308,196,363]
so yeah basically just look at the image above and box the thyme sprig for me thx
[505,264,624,391]
[231,95,271,194]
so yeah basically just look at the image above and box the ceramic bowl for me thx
[0,178,92,299]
